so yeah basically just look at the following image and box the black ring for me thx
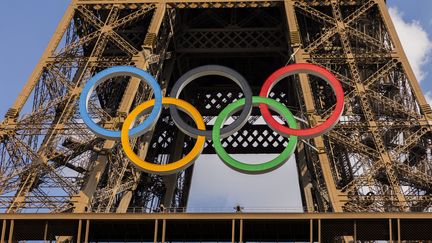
[169,65,253,139]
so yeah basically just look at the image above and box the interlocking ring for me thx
[121,97,206,175]
[79,66,163,140]
[259,63,345,139]
[79,63,344,175]
[212,96,298,174]
[170,65,253,139]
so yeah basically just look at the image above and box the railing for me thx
[100,206,310,214]
[2,212,432,242]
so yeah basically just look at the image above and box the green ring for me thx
[212,96,298,174]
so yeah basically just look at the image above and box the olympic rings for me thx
[121,97,206,175]
[79,63,344,175]
[212,96,298,174]
[259,63,345,139]
[170,65,253,139]
[79,66,163,140]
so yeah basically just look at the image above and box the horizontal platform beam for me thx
[1,212,432,220]
[1,213,432,242]
[75,0,283,3]
[74,0,364,6]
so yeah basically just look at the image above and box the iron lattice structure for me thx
[0,0,432,214]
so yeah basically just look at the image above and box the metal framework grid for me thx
[0,0,431,219]
[2,212,432,242]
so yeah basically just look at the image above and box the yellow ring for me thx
[121,97,206,175]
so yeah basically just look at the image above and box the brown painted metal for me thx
[1,220,6,243]
[0,212,431,220]
[1,212,431,242]
[0,0,431,219]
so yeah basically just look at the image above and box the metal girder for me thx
[175,28,286,53]
[91,3,173,214]
[77,0,280,8]
[294,2,336,26]
[390,126,431,160]
[6,6,123,213]
[363,59,399,87]
[328,130,380,159]
[1,0,432,216]
[284,0,345,212]
[0,1,159,213]
[302,0,376,54]
[395,162,432,191]
[346,26,389,51]
[330,0,408,210]
[366,90,421,119]
[284,0,432,213]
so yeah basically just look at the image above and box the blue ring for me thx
[79,66,163,140]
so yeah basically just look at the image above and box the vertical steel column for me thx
[397,218,401,243]
[231,219,235,243]
[44,221,49,242]
[117,2,167,114]
[389,218,393,242]
[110,2,169,213]
[7,220,13,243]
[239,219,243,243]
[154,219,159,243]
[283,0,345,212]
[1,220,6,243]
[282,0,319,212]
[353,220,357,242]
[162,219,166,243]
[318,219,321,243]
[84,219,90,243]
[310,219,313,243]
[162,132,185,206]
[77,219,82,243]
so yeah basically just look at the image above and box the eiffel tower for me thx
[1,0,432,241]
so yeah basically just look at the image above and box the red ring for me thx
[259,63,344,139]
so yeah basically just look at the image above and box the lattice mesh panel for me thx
[146,89,297,155]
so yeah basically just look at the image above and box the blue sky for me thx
[389,0,432,36]
[0,1,69,117]
[0,1,431,117]
[387,0,432,101]
[0,1,431,210]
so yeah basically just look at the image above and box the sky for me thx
[0,1,70,117]
[0,0,431,211]
[0,1,431,117]
[387,0,432,103]
[188,154,302,212]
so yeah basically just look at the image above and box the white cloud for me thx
[186,7,432,213]
[188,154,303,212]
[389,7,432,82]
[425,91,432,105]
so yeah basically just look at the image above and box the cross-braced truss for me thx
[0,0,431,214]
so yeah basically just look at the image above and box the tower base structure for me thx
[1,1,432,242]
[1,213,432,242]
